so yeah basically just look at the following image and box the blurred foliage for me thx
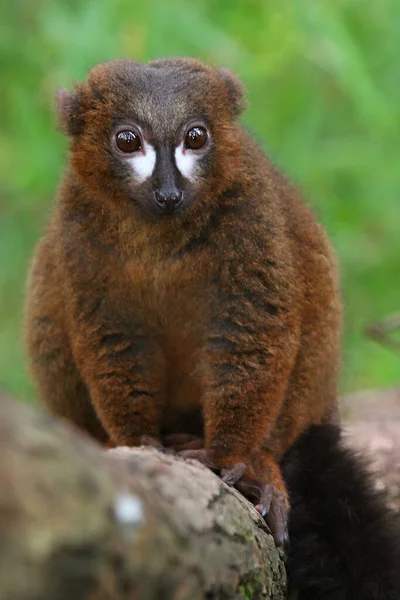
[0,0,399,400]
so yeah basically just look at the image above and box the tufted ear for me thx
[55,86,85,136]
[217,67,247,117]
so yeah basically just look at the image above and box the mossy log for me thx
[2,388,398,600]
[0,395,286,600]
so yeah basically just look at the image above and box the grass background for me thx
[1,0,399,400]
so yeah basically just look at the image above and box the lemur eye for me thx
[116,130,142,153]
[184,126,208,150]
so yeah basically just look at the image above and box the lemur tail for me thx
[282,424,400,600]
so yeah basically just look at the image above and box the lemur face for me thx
[110,113,212,217]
[57,58,246,218]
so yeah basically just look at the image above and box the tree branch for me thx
[0,394,286,600]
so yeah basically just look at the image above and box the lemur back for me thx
[25,58,341,545]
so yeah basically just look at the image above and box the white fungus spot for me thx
[127,141,156,181]
[113,492,143,525]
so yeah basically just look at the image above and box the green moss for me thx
[237,583,255,600]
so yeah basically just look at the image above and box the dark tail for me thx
[282,425,400,600]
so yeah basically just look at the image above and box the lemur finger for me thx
[139,435,164,450]
[162,433,202,447]
[235,480,263,500]
[254,483,274,517]
[173,439,204,452]
[179,448,215,469]
[221,462,248,486]
[264,491,289,547]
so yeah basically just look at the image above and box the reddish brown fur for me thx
[25,58,341,517]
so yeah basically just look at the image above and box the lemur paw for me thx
[176,447,216,468]
[105,435,165,451]
[174,446,289,547]
[162,433,204,452]
[139,435,165,450]
[239,480,288,547]
[221,464,288,547]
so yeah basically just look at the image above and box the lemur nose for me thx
[154,190,183,214]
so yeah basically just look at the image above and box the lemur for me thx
[25,58,400,598]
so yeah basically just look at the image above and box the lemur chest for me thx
[126,256,212,328]
[124,257,213,420]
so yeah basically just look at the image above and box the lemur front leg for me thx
[71,307,168,449]
[180,303,299,546]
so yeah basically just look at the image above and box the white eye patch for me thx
[126,139,200,183]
[174,143,199,181]
[127,141,156,182]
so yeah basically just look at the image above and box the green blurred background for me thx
[1,0,399,401]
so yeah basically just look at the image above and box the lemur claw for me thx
[255,485,288,547]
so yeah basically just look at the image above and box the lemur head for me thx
[57,58,246,218]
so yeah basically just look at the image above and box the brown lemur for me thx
[25,58,342,546]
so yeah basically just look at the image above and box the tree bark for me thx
[1,388,399,600]
[342,387,400,510]
[0,395,286,600]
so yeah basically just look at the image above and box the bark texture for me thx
[1,388,399,600]
[0,394,286,600]
[342,387,400,510]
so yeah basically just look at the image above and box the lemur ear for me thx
[55,87,84,136]
[217,67,247,117]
